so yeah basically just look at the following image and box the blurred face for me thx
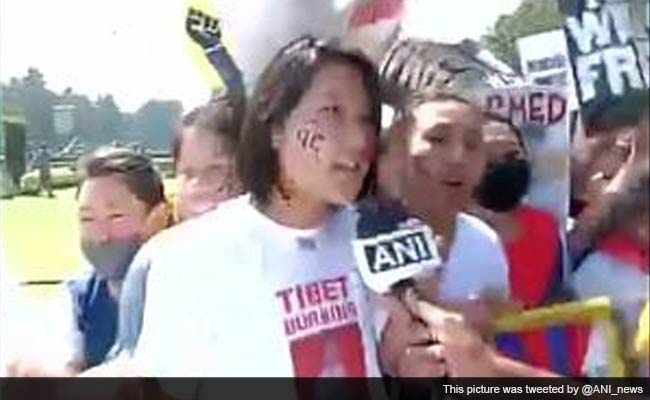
[79,176,149,243]
[78,175,150,280]
[592,141,630,180]
[475,121,532,213]
[584,135,631,204]
[274,61,376,206]
[401,100,486,215]
[176,129,240,220]
[482,121,525,164]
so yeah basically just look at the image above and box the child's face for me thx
[78,175,150,244]
[396,100,486,216]
[176,128,240,220]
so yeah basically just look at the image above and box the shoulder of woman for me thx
[147,195,252,250]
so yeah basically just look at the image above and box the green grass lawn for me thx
[1,188,82,282]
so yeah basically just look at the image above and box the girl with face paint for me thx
[91,37,386,383]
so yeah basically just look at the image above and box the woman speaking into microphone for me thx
[107,35,386,380]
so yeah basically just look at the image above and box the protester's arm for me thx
[603,124,648,195]
[380,294,558,377]
[185,7,245,100]
[413,300,560,377]
[570,133,617,204]
[569,122,648,261]
[487,350,561,377]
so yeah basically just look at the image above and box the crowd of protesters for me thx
[1,5,648,389]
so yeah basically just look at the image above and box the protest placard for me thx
[517,30,579,110]
[561,0,648,135]
[474,86,571,225]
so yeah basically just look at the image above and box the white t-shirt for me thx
[131,195,381,378]
[437,213,510,302]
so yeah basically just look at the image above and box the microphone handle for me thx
[391,281,452,400]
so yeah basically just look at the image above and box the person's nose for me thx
[91,220,112,243]
[447,140,467,166]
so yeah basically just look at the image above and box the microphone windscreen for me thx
[353,199,441,294]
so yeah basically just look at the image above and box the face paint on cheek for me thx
[308,130,326,156]
[296,124,311,149]
[295,118,327,159]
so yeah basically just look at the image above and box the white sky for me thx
[0,0,522,113]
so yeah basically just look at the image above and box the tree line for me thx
[1,67,182,152]
[1,0,566,152]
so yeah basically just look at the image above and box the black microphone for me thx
[353,199,449,399]
[353,199,442,308]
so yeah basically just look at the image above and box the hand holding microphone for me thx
[352,200,500,378]
[352,199,446,379]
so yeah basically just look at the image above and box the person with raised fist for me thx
[185,7,245,102]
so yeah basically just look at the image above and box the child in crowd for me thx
[5,148,169,376]
[172,96,243,221]
[67,148,170,372]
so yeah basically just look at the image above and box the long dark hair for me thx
[237,35,381,206]
[172,94,243,167]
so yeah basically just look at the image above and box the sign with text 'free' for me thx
[561,0,648,135]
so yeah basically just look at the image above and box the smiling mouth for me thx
[333,161,362,173]
[441,179,464,189]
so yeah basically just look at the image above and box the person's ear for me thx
[141,202,170,240]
